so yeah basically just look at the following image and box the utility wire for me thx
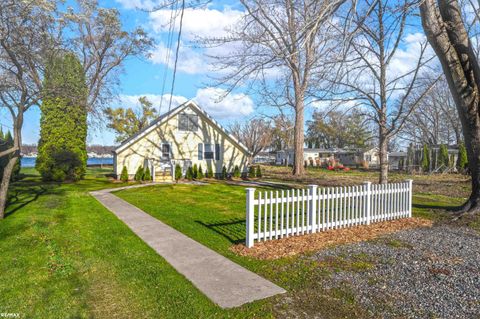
[166,0,185,115]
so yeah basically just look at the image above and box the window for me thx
[161,144,170,160]
[198,143,203,160]
[198,143,221,160]
[178,113,198,132]
[204,144,214,159]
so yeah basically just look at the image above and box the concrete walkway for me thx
[90,187,285,308]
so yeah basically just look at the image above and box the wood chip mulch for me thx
[230,218,433,260]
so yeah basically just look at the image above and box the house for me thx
[389,152,407,170]
[252,151,276,164]
[275,148,335,166]
[336,147,380,167]
[113,101,251,181]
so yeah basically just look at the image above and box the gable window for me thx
[161,143,170,160]
[178,113,198,132]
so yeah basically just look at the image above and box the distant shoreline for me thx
[21,156,113,168]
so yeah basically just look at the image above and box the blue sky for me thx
[0,0,430,147]
[8,0,256,146]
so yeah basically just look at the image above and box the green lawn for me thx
[0,166,470,318]
[0,168,272,318]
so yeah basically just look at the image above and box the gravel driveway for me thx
[310,225,480,318]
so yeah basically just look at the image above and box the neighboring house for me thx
[337,147,381,167]
[389,152,407,170]
[113,101,251,181]
[275,148,335,166]
[276,147,381,167]
[253,151,276,164]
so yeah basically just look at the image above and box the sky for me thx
[0,0,432,147]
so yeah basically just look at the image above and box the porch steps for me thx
[154,175,173,182]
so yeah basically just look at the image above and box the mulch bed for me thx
[231,218,433,260]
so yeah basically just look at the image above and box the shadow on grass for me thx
[5,174,65,218]
[412,203,460,212]
[196,218,246,244]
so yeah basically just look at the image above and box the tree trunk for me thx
[379,127,389,184]
[292,101,305,176]
[420,0,480,212]
[0,156,18,219]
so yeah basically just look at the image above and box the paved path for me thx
[90,187,285,308]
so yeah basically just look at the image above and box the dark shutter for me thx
[215,144,220,160]
[198,143,203,160]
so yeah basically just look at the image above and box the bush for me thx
[221,166,227,179]
[457,143,468,171]
[256,166,262,178]
[233,165,241,178]
[206,166,214,178]
[120,166,129,182]
[422,144,430,172]
[144,166,152,181]
[193,164,198,179]
[186,166,194,180]
[175,164,182,181]
[439,144,449,167]
[248,166,256,178]
[197,165,204,179]
[134,166,144,181]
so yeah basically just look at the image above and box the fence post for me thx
[308,185,318,233]
[406,179,413,217]
[364,181,372,225]
[246,188,256,248]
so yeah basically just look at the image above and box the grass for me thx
[0,168,272,318]
[1,165,473,318]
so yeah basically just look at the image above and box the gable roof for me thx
[113,100,251,155]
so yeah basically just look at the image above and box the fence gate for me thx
[245,180,413,248]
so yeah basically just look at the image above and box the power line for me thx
[158,0,179,115]
[167,0,185,115]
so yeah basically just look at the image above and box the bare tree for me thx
[0,0,59,219]
[0,0,151,218]
[401,75,462,146]
[420,0,480,213]
[327,0,436,183]
[229,118,272,159]
[206,0,347,175]
[270,114,294,152]
[66,0,152,115]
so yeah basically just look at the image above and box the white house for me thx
[275,148,335,166]
[113,101,251,181]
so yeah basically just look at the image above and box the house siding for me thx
[114,104,249,178]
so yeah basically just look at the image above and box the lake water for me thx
[21,157,113,168]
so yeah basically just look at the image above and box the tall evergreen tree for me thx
[458,143,468,172]
[0,131,21,182]
[36,53,88,181]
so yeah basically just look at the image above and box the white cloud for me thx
[388,32,435,76]
[193,87,254,119]
[149,7,243,40]
[118,87,254,120]
[149,42,209,74]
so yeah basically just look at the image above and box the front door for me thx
[161,143,171,161]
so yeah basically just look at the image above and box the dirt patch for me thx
[231,218,433,260]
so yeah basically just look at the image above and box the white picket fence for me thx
[245,180,413,247]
